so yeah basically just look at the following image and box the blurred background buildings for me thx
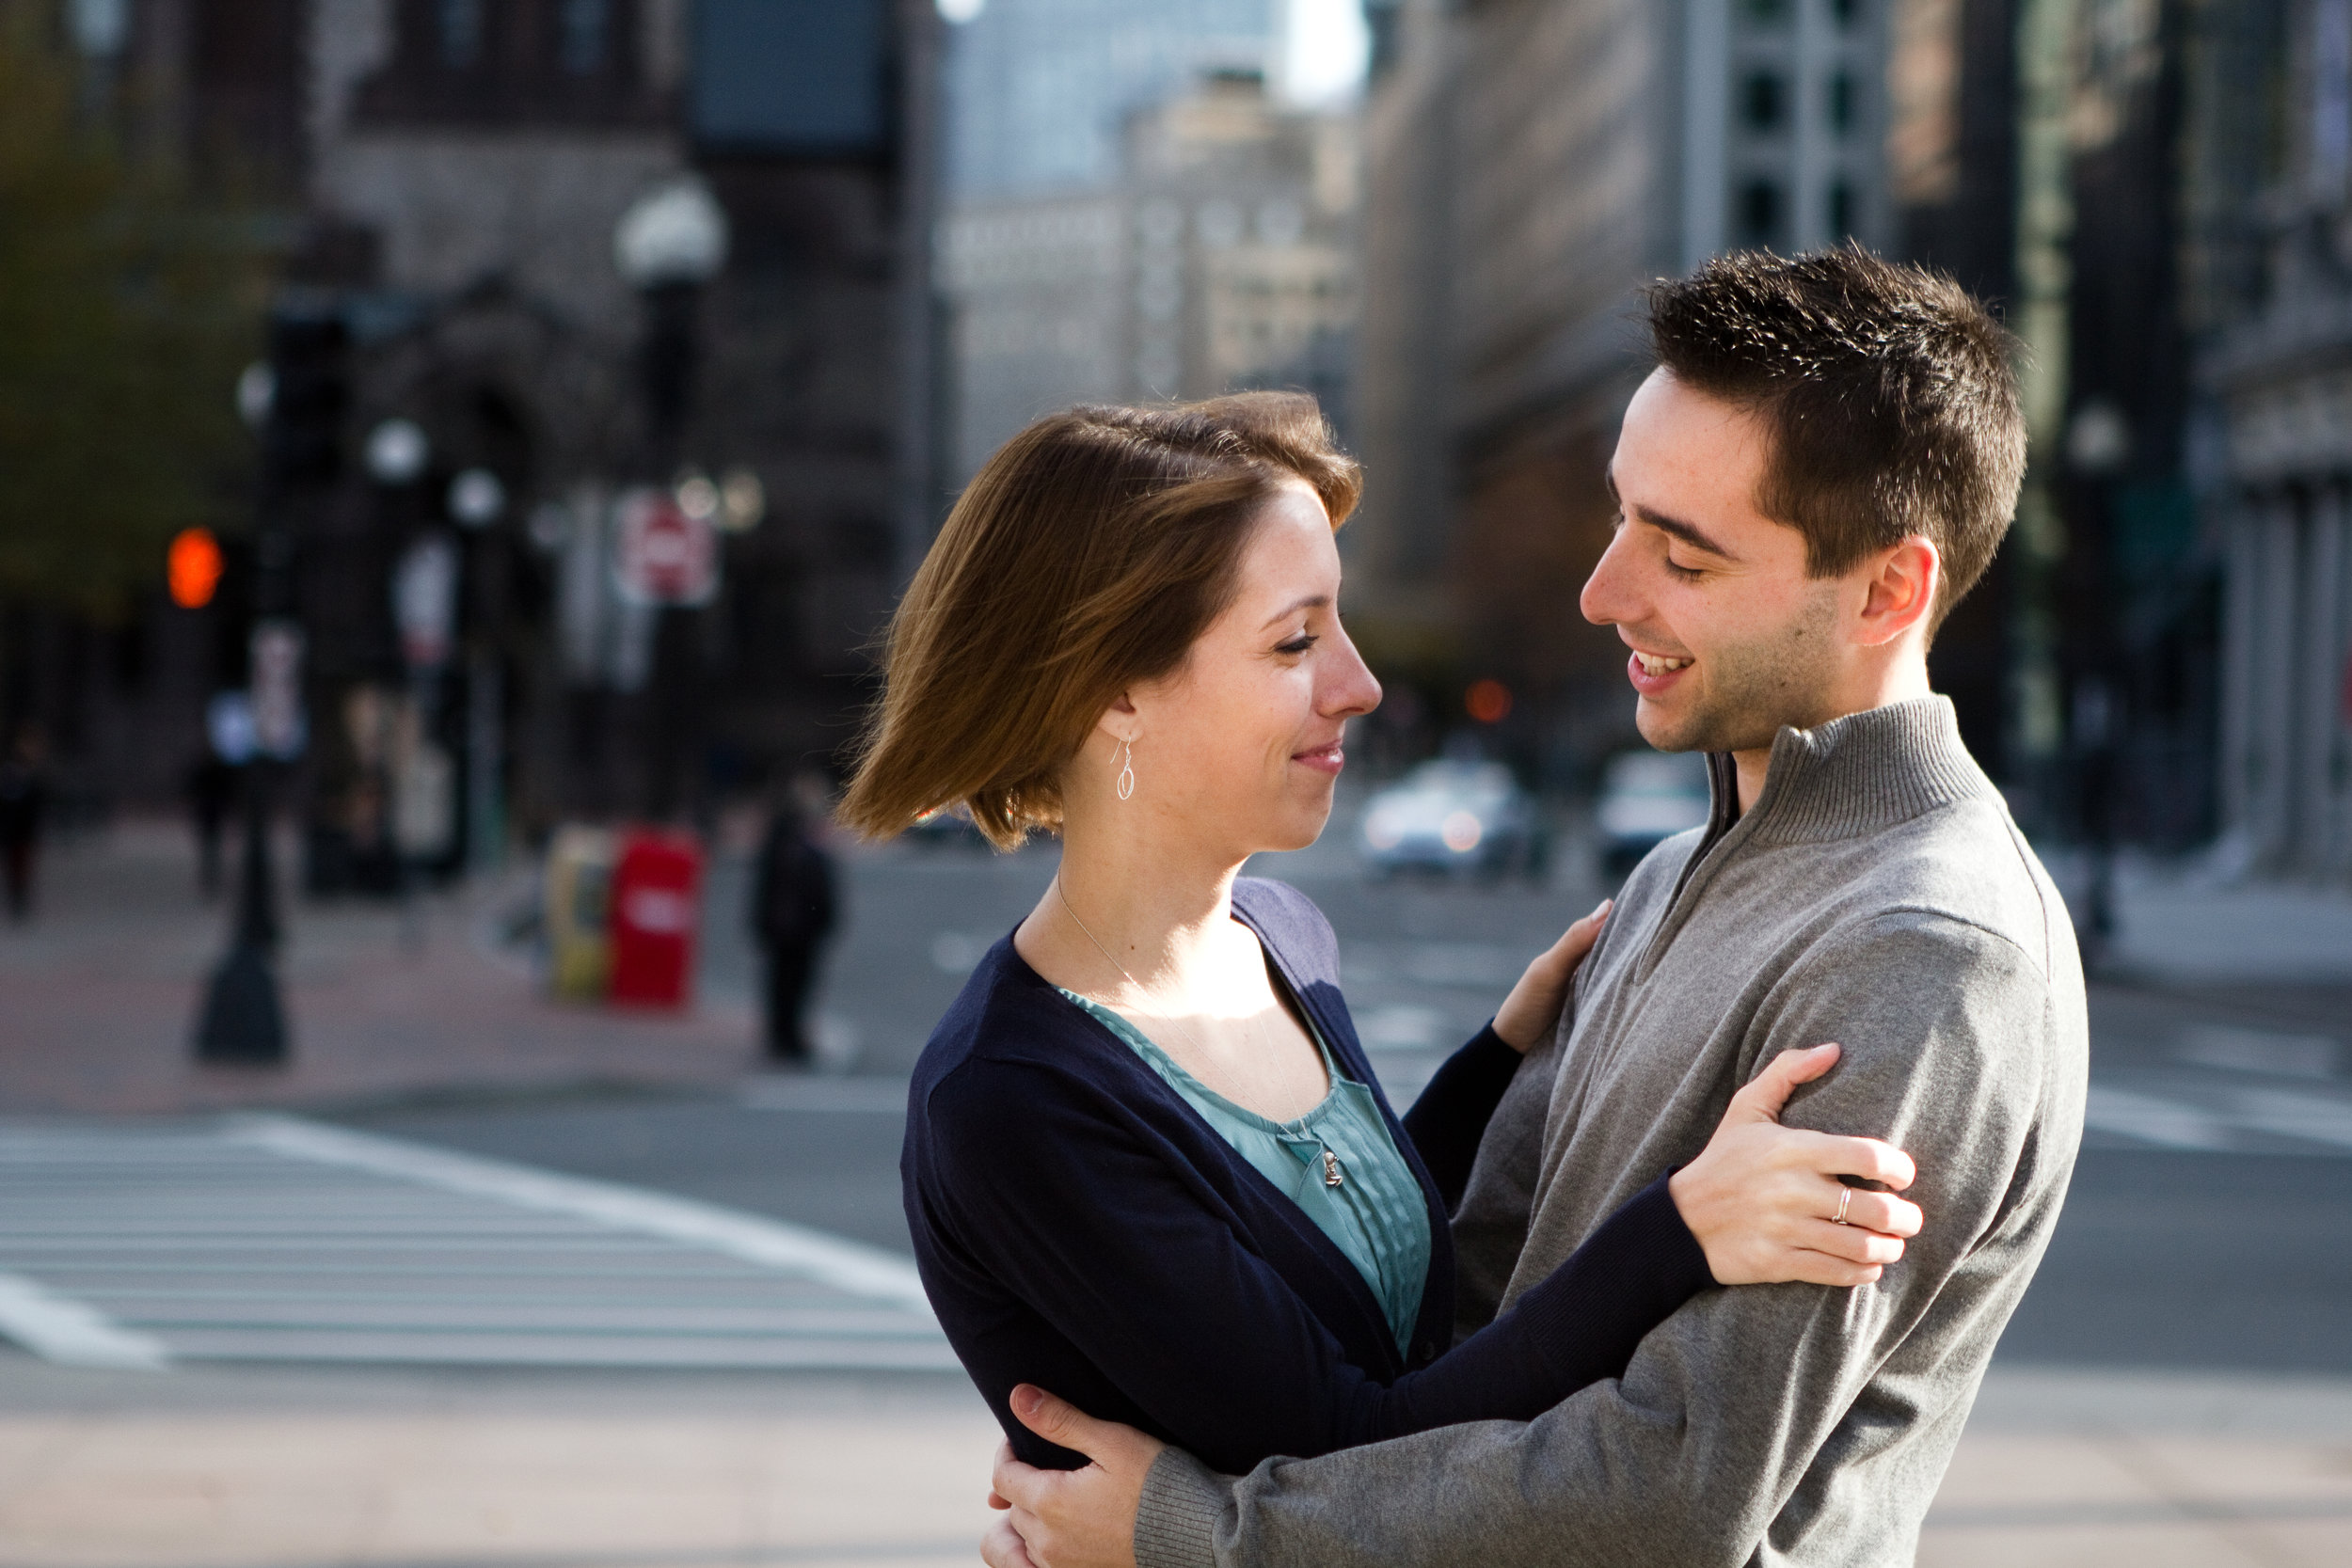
[0,0,2347,890]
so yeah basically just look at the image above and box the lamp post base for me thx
[194,942,290,1065]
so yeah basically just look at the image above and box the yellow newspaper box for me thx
[544,825,617,1001]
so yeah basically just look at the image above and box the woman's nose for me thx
[1325,637,1381,719]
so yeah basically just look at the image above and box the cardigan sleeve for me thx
[926,1054,1715,1478]
[1399,1022,1523,1212]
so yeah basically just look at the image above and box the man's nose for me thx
[1581,529,1638,627]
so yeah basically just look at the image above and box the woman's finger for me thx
[1802,1219,1908,1266]
[1727,1044,1841,1125]
[1777,1251,1886,1288]
[1836,1189,1923,1239]
[1804,1134,1917,1193]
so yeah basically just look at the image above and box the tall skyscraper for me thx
[943,0,1281,197]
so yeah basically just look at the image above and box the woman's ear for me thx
[1094,690,1141,747]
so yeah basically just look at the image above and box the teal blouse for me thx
[1057,990,1432,1355]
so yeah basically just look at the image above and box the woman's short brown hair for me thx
[837,391,1359,848]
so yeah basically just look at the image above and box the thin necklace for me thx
[1051,877,1343,1188]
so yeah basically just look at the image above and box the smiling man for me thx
[984,247,2090,1568]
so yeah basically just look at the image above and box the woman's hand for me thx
[1668,1043,1923,1287]
[1492,899,1612,1053]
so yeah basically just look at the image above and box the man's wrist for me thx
[1134,1447,1230,1568]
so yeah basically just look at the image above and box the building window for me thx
[560,0,609,74]
[439,0,482,68]
[1829,179,1855,236]
[1740,71,1786,133]
[1740,0,1791,27]
[1738,179,1784,246]
[1828,71,1856,135]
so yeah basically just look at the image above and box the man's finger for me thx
[992,1439,1049,1512]
[1009,1383,1123,1465]
[980,1517,1040,1568]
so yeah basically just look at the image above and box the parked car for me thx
[1359,759,1542,879]
[1595,750,1711,876]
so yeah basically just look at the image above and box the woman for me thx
[840,394,1920,1477]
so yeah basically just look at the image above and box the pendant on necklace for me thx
[1322,1149,1344,1188]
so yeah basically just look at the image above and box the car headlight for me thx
[1363,810,1404,850]
[1439,811,1483,853]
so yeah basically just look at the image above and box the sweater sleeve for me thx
[928,1056,1713,1479]
[1134,911,2077,1568]
[1399,1022,1522,1212]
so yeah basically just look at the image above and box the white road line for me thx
[2230,1087,2352,1150]
[0,1272,168,1370]
[2083,1085,2237,1151]
[226,1115,935,1316]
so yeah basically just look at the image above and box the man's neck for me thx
[1729,658,1934,813]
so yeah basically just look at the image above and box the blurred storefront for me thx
[6,0,942,871]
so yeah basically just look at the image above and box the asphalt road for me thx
[348,821,2352,1378]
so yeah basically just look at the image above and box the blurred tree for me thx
[0,8,264,617]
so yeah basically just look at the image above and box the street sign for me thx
[393,533,459,670]
[612,486,719,606]
[249,621,307,760]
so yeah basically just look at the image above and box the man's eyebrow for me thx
[1260,594,1330,628]
[1629,502,1740,561]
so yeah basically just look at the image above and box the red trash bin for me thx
[607,830,702,1008]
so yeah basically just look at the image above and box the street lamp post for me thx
[196,302,348,1064]
[612,179,729,822]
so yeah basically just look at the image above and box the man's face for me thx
[1580,370,1847,754]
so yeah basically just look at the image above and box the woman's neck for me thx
[1023,810,1247,1002]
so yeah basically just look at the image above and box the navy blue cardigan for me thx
[902,878,1712,1476]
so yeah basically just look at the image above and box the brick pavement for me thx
[0,821,760,1117]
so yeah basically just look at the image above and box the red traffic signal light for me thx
[1466,678,1512,724]
[167,528,224,609]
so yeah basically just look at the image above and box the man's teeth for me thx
[1635,653,1692,676]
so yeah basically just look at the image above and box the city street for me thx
[4,812,2351,1563]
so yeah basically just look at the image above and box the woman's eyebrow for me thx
[1260,594,1330,628]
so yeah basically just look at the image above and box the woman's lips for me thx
[1292,743,1344,775]
[1626,650,1693,696]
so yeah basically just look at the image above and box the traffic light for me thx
[167,527,223,609]
[264,307,351,488]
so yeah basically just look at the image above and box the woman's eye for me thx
[1276,634,1317,656]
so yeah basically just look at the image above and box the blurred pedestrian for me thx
[0,727,51,922]
[185,752,237,899]
[749,777,838,1063]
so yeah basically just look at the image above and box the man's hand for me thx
[981,1385,1167,1568]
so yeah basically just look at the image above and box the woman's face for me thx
[1117,482,1381,855]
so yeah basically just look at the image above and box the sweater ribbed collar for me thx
[1723,694,1992,847]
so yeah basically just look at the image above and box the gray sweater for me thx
[1136,696,2088,1568]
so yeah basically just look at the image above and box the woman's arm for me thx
[929,1046,1919,1478]
[1402,900,1610,1210]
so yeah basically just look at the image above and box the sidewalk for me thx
[0,821,760,1117]
[2042,843,2352,988]
[0,1353,2344,1567]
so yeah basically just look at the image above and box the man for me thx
[749,775,838,1062]
[983,248,2089,1567]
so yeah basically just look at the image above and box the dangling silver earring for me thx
[1116,739,1136,801]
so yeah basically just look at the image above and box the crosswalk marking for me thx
[2085,1081,2352,1155]
[0,1117,957,1371]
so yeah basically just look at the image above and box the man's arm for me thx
[1152,913,2063,1568]
[1006,912,2068,1568]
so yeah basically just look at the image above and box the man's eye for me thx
[1664,558,1705,581]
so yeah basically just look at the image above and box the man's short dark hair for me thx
[1645,246,2025,633]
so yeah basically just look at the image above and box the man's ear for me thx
[1854,537,1939,647]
